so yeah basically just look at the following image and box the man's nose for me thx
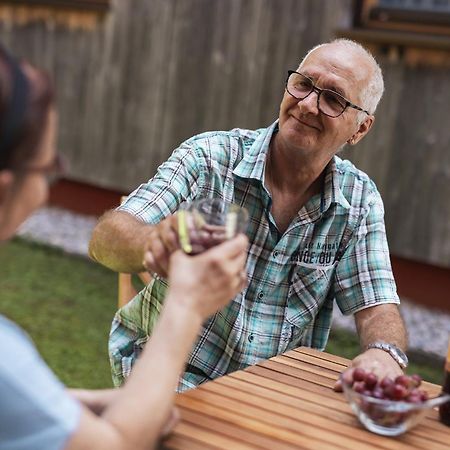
[297,89,319,115]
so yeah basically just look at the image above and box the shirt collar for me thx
[232,120,350,211]
[233,120,278,181]
[322,156,351,211]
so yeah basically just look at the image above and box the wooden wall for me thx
[341,58,450,269]
[1,0,449,269]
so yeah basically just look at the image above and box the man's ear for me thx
[0,170,15,197]
[347,115,375,146]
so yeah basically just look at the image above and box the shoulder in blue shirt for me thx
[0,315,80,450]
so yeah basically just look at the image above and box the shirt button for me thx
[273,250,279,258]
[258,291,264,299]
[248,334,254,343]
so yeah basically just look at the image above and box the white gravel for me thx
[18,206,97,257]
[18,206,450,360]
[332,302,450,360]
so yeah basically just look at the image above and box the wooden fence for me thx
[0,0,449,268]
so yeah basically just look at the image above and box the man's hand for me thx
[334,348,404,391]
[143,214,180,278]
[334,304,408,392]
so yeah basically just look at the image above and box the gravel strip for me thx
[18,206,97,257]
[18,206,450,360]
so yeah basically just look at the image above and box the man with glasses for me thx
[90,38,407,391]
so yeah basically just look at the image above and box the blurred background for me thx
[0,0,449,386]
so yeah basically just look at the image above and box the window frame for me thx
[354,0,450,36]
[0,0,109,12]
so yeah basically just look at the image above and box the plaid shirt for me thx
[109,121,399,391]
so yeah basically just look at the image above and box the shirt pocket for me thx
[283,262,335,348]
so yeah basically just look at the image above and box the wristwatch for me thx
[366,341,409,369]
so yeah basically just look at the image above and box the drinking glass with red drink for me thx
[178,198,248,255]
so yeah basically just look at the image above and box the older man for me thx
[90,38,407,392]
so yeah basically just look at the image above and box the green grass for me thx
[0,238,117,388]
[0,238,444,390]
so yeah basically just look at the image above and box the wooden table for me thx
[163,347,449,449]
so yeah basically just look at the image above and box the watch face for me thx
[389,345,408,367]
[393,346,407,363]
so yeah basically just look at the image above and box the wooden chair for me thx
[118,271,153,308]
[117,195,153,307]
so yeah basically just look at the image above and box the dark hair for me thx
[0,45,54,171]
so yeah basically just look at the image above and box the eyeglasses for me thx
[285,71,370,118]
[14,153,67,185]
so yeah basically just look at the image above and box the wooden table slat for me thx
[281,349,350,372]
[274,354,343,379]
[165,348,450,449]
[292,347,351,365]
[170,421,256,450]
[161,433,222,450]
[179,407,299,450]
[246,364,339,395]
[195,379,447,450]
[255,360,337,387]
[220,372,348,405]
[176,394,350,450]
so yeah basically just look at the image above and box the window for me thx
[0,0,109,29]
[355,0,450,36]
[0,0,109,12]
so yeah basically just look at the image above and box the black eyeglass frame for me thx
[285,70,371,118]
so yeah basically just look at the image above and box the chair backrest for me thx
[117,196,152,307]
[118,271,152,308]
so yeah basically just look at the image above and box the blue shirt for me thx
[0,315,81,450]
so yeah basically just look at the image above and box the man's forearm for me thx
[89,210,153,273]
[355,304,408,350]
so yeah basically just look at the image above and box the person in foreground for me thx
[89,38,408,392]
[0,45,248,449]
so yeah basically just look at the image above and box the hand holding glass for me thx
[178,199,248,255]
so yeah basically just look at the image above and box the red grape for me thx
[346,371,429,406]
[365,373,378,389]
[353,381,366,393]
[411,374,422,387]
[353,368,367,382]
[372,387,384,399]
[391,384,408,400]
[380,376,394,389]
[394,375,410,388]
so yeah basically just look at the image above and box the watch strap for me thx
[366,341,408,369]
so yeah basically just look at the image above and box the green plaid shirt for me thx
[109,121,399,391]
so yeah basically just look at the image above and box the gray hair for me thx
[299,38,384,121]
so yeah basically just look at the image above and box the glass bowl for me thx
[341,377,450,436]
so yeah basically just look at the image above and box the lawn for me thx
[1,238,117,388]
[0,238,444,389]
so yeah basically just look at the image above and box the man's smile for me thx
[290,114,321,131]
